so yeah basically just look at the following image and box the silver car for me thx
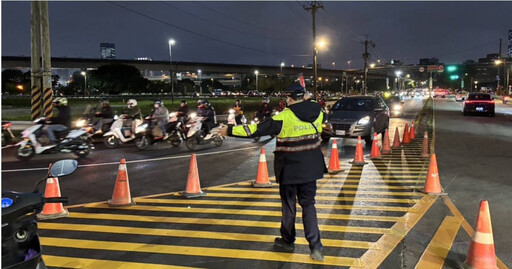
[322,96,390,144]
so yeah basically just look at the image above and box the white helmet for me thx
[127,99,137,108]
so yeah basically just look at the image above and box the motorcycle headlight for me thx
[135,123,148,133]
[274,111,280,115]
[75,119,86,128]
[190,113,197,119]
[251,121,255,125]
[357,116,371,125]
[169,112,177,118]
[229,109,235,114]
[393,104,402,110]
[114,115,119,120]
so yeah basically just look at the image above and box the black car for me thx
[322,96,390,144]
[463,93,495,117]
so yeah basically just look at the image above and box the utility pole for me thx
[362,36,375,95]
[302,1,323,94]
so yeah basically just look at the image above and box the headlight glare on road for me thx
[135,123,148,133]
[357,116,370,125]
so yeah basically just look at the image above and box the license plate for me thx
[335,130,346,136]
[476,107,483,112]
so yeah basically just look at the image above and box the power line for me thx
[107,1,279,56]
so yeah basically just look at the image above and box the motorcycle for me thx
[227,109,247,127]
[73,104,114,142]
[102,115,141,148]
[15,118,93,161]
[2,159,77,269]
[2,121,16,145]
[134,112,188,150]
[250,111,278,142]
[184,113,224,150]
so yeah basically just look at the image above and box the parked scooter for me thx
[2,121,16,145]
[184,113,224,150]
[2,159,77,269]
[133,112,188,150]
[15,118,93,161]
[102,115,141,148]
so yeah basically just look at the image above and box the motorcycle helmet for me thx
[52,97,68,106]
[201,100,210,107]
[127,99,137,108]
[154,100,163,106]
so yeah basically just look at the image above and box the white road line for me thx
[1,146,260,173]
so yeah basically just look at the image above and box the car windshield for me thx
[468,94,491,101]
[332,98,373,111]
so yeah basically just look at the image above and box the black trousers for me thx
[279,180,322,251]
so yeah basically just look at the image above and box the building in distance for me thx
[100,43,116,59]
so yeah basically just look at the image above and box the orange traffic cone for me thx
[381,129,392,154]
[350,136,367,165]
[421,154,445,195]
[370,133,381,160]
[392,127,401,149]
[421,131,430,158]
[465,200,497,269]
[328,140,342,174]
[37,176,69,220]
[402,124,410,144]
[108,158,135,206]
[253,148,272,187]
[409,121,416,140]
[181,154,206,198]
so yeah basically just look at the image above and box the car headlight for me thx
[169,112,177,118]
[393,104,402,110]
[357,116,371,125]
[135,123,148,133]
[75,119,86,128]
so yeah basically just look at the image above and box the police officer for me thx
[220,84,326,261]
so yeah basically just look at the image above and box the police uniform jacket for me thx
[228,100,327,185]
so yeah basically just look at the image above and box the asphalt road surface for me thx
[434,97,512,266]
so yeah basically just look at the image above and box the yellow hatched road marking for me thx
[233,182,419,190]
[317,179,425,184]
[66,212,392,234]
[327,175,424,179]
[339,167,426,170]
[39,222,374,249]
[355,196,437,269]
[134,198,418,212]
[170,192,422,203]
[207,187,422,197]
[330,171,427,175]
[414,216,462,269]
[40,237,365,267]
[85,203,404,222]
[43,255,200,269]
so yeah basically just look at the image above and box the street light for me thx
[495,60,503,93]
[377,59,381,66]
[254,70,259,91]
[347,60,352,68]
[168,39,176,101]
[197,69,202,95]
[81,71,87,97]
[332,62,336,70]
[370,63,376,68]
[280,62,285,74]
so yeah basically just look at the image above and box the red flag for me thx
[299,75,305,88]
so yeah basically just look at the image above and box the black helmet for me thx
[284,84,305,100]
[201,100,209,106]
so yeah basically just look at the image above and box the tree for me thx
[88,64,148,94]
[2,69,30,94]
[176,79,196,94]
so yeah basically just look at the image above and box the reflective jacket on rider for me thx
[228,100,327,185]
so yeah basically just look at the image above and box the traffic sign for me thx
[438,65,444,72]
[419,67,425,72]
[427,65,444,72]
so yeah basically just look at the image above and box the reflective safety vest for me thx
[273,108,323,152]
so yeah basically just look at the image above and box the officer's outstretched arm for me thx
[228,118,283,138]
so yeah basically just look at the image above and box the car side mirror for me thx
[50,159,78,177]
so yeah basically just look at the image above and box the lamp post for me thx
[168,39,176,101]
[347,60,352,69]
[197,69,202,96]
[495,59,503,93]
[395,70,402,92]
[80,71,87,97]
[377,59,381,66]
[332,61,336,70]
[280,62,285,75]
[255,70,259,92]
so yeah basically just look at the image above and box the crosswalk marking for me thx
[38,222,374,249]
[134,198,419,212]
[40,237,365,267]
[85,203,406,222]
[43,255,202,269]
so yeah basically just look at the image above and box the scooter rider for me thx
[177,100,189,118]
[152,100,169,138]
[220,84,326,261]
[122,99,141,134]
[233,99,244,124]
[93,99,114,134]
[257,98,273,121]
[200,100,216,138]
[45,97,71,145]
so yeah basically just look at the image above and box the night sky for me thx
[2,1,511,69]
